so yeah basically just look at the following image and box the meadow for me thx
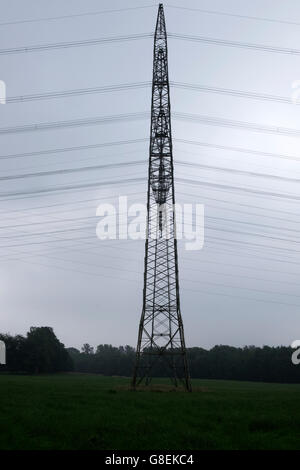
[0,373,299,450]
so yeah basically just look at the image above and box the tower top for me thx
[155,3,167,42]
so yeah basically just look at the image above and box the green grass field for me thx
[0,373,299,450]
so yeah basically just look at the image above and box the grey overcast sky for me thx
[0,0,300,350]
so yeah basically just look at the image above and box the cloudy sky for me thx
[0,0,300,350]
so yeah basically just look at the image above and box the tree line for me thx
[0,327,72,374]
[69,343,300,383]
[1,327,300,383]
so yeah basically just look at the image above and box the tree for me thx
[0,333,27,372]
[25,327,72,373]
[81,343,94,355]
[0,327,72,374]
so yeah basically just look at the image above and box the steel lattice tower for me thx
[132,4,191,391]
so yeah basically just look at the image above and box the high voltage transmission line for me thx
[168,32,300,55]
[0,138,148,160]
[0,177,146,199]
[3,243,299,305]
[1,160,299,184]
[2,227,299,270]
[2,247,299,303]
[174,112,300,138]
[172,82,294,105]
[1,137,299,164]
[0,5,157,27]
[3,81,294,105]
[2,111,300,139]
[0,33,152,55]
[0,3,298,29]
[0,112,148,135]
[2,31,300,57]
[1,211,299,238]
[1,3,299,338]
[166,5,300,28]
[174,139,300,162]
[2,220,299,251]
[176,178,300,201]
[0,188,298,227]
[3,250,299,309]
[0,175,299,201]
[2,230,299,279]
[2,241,299,306]
[1,234,299,286]
[1,243,299,307]
[5,83,150,103]
[1,31,300,56]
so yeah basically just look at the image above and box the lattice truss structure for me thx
[132,4,191,391]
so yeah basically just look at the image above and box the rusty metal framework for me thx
[132,4,191,391]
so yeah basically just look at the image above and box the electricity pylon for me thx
[132,4,191,391]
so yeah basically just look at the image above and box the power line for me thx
[3,247,299,308]
[2,207,298,302]
[3,226,299,275]
[182,257,300,285]
[176,178,300,202]
[3,110,300,141]
[172,82,293,105]
[207,216,300,236]
[3,222,299,252]
[205,225,300,249]
[5,251,299,308]
[0,177,146,200]
[0,209,298,280]
[3,110,300,139]
[1,31,299,58]
[5,81,293,106]
[0,5,156,27]
[1,135,297,168]
[177,160,300,184]
[1,158,298,185]
[204,238,300,267]
[169,32,300,56]
[4,231,299,286]
[3,229,299,283]
[1,209,299,240]
[174,138,300,162]
[206,233,300,256]
[2,219,299,270]
[5,82,150,104]
[0,33,152,55]
[180,284,300,308]
[0,192,144,217]
[0,112,148,135]
[0,173,298,202]
[184,274,300,299]
[174,112,300,139]
[2,109,300,140]
[0,160,145,182]
[0,138,148,160]
[0,184,298,223]
[1,217,300,255]
[179,193,300,223]
[7,247,300,300]
[166,4,300,28]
